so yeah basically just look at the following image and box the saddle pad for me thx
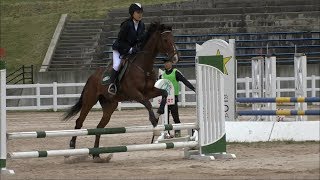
[101,61,129,85]
[101,69,111,85]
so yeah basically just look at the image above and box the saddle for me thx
[101,54,134,86]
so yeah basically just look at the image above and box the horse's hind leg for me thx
[92,99,118,159]
[69,96,98,149]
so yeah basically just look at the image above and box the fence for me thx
[237,75,320,98]
[5,75,320,111]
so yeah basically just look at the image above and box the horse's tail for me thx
[62,88,84,121]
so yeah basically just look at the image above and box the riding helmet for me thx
[129,3,143,16]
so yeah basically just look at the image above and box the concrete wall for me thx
[226,121,320,142]
[35,71,95,83]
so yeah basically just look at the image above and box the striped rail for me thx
[8,141,198,159]
[236,97,320,103]
[7,123,198,140]
[238,110,320,116]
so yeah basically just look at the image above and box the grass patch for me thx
[1,14,59,72]
[1,0,187,73]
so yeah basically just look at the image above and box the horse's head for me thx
[157,24,179,64]
[143,22,179,64]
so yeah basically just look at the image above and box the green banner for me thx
[198,55,223,72]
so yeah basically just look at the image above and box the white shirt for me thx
[133,20,139,31]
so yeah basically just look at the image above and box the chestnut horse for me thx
[63,22,179,160]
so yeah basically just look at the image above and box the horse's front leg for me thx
[145,87,168,121]
[139,99,159,127]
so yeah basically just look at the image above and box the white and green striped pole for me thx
[0,61,14,174]
[9,141,198,159]
[7,123,197,140]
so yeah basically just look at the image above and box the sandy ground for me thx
[1,108,319,180]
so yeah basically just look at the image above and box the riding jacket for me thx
[112,18,146,55]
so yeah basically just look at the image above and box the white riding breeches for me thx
[112,50,121,71]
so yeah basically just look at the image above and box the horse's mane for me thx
[141,22,172,49]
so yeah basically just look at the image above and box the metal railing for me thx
[6,65,34,84]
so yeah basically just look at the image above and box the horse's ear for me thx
[163,24,172,31]
[148,22,159,33]
[160,24,165,31]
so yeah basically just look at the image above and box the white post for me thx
[180,83,186,107]
[227,39,237,122]
[264,56,276,121]
[276,78,281,97]
[53,82,58,112]
[311,75,317,105]
[245,77,250,98]
[36,84,41,110]
[0,61,14,174]
[294,54,307,121]
[251,57,264,121]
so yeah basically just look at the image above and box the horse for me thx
[63,22,179,161]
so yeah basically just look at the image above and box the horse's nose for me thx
[171,54,179,64]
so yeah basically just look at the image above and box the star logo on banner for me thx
[216,49,232,75]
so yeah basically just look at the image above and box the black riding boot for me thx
[108,69,119,95]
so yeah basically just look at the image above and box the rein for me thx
[128,51,153,77]
[126,30,176,76]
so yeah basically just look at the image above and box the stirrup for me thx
[108,83,117,95]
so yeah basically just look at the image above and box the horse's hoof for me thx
[93,154,113,163]
[151,121,158,128]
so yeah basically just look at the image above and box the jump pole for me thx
[7,123,198,140]
[9,141,199,159]
[236,97,320,103]
[250,54,309,121]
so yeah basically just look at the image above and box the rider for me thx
[108,3,146,95]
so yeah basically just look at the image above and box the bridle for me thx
[129,30,178,76]
[160,30,178,61]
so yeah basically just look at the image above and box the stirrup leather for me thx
[108,83,117,95]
